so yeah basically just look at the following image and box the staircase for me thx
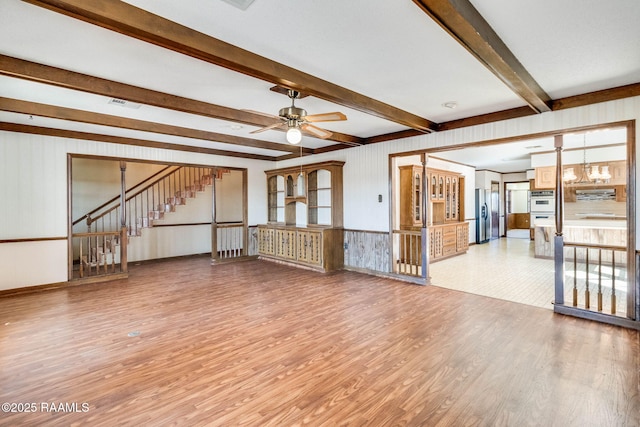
[84,166,228,237]
[72,166,230,279]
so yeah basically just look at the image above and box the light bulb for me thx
[286,127,302,144]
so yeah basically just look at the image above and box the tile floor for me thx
[429,235,629,317]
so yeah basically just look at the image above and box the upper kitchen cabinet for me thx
[535,166,556,189]
[536,160,627,190]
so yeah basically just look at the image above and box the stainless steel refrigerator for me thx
[475,188,490,244]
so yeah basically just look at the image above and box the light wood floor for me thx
[1,257,638,426]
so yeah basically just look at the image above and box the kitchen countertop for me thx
[533,218,627,229]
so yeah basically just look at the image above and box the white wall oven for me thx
[530,190,555,226]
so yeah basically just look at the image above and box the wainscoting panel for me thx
[344,230,390,273]
[248,226,259,256]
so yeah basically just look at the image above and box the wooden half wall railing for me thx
[562,242,627,316]
[393,229,422,277]
[72,230,126,279]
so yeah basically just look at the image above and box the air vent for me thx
[220,0,256,10]
[108,98,142,109]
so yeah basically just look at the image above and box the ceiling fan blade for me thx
[301,123,333,139]
[303,112,347,123]
[250,122,287,134]
[242,109,282,120]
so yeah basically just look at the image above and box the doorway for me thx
[490,181,500,239]
[505,181,531,239]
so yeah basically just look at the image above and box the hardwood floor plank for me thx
[0,257,638,426]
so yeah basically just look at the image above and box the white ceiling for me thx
[1,0,638,169]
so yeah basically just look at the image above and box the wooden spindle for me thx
[572,247,577,306]
[611,249,616,315]
[597,249,602,312]
[585,248,590,310]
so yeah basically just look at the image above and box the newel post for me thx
[211,168,219,264]
[119,161,128,273]
[421,153,430,283]
[553,136,564,306]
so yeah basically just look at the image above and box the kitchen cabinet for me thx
[607,160,626,185]
[535,166,556,189]
[538,160,626,192]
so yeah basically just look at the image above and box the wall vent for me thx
[108,98,142,109]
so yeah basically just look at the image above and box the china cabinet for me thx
[259,160,344,272]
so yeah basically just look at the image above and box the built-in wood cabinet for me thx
[427,222,469,261]
[400,166,463,227]
[399,165,423,228]
[258,225,343,272]
[260,160,344,272]
[399,165,468,263]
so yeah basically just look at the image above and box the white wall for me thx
[215,169,243,223]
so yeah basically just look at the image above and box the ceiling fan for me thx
[250,89,347,144]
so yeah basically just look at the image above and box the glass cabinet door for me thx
[445,176,451,220]
[431,174,437,199]
[451,177,458,220]
[414,173,421,223]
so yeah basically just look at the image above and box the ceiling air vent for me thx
[108,98,141,109]
[220,0,256,10]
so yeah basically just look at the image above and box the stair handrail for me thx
[73,165,177,226]
[88,165,213,228]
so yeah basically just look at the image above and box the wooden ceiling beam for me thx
[0,97,311,155]
[22,0,438,133]
[412,0,551,113]
[552,82,640,111]
[0,55,362,149]
[0,122,278,160]
[0,55,277,129]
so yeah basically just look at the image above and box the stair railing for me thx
[72,165,176,230]
[88,166,213,235]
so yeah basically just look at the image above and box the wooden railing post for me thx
[211,168,219,264]
[421,154,429,283]
[120,161,128,273]
[554,135,564,306]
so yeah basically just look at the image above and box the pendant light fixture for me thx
[296,143,305,196]
[563,133,611,184]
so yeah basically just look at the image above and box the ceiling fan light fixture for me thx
[286,124,302,144]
